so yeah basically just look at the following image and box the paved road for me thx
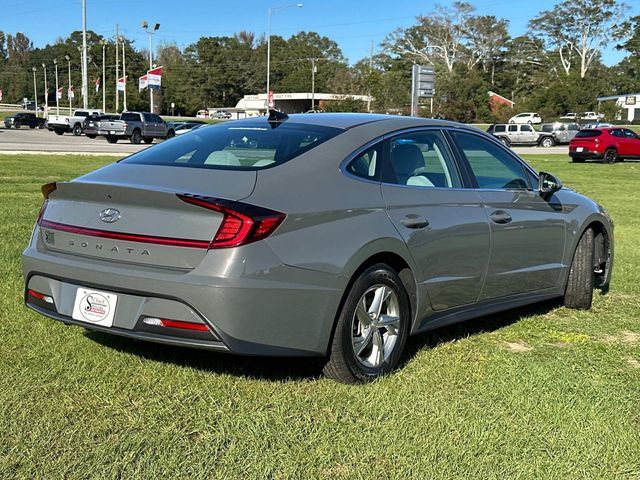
[0,125,571,157]
[0,126,151,156]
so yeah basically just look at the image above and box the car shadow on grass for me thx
[84,298,563,382]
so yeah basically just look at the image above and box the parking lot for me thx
[0,124,570,156]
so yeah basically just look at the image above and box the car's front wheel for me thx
[564,228,594,309]
[324,264,410,383]
[499,137,510,147]
[72,124,82,136]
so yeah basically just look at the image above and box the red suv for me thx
[569,127,640,163]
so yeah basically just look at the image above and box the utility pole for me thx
[115,25,119,113]
[310,58,316,111]
[65,55,71,114]
[32,67,38,117]
[101,40,107,112]
[42,63,48,117]
[121,37,127,111]
[367,40,373,113]
[53,59,59,115]
[81,0,89,109]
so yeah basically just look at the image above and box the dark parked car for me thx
[4,112,45,129]
[23,112,614,383]
[569,127,640,163]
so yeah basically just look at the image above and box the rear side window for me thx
[120,119,342,170]
[494,125,506,133]
[541,125,553,132]
[508,125,517,132]
[575,130,602,138]
[121,112,141,122]
[346,143,382,181]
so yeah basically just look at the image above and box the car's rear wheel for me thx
[14,122,21,129]
[603,148,618,164]
[323,264,410,383]
[540,137,554,148]
[572,157,585,163]
[130,130,142,144]
[54,129,64,136]
[72,124,82,136]
[564,228,594,310]
[106,136,118,144]
[86,134,96,139]
[166,129,175,139]
[143,137,153,144]
[29,125,36,129]
[499,137,510,147]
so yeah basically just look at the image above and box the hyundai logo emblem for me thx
[99,208,121,223]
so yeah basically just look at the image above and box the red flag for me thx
[95,78,100,93]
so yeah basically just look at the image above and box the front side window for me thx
[120,119,342,170]
[508,125,517,132]
[451,132,530,190]
[383,130,460,188]
[623,129,638,138]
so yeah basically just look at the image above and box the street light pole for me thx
[32,67,38,117]
[53,59,59,116]
[81,0,89,109]
[65,55,71,114]
[121,37,127,111]
[266,3,303,110]
[101,40,107,112]
[142,21,160,113]
[310,58,318,111]
[41,63,48,117]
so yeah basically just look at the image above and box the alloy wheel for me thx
[351,284,400,368]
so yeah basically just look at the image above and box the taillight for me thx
[177,194,286,248]
[142,317,209,331]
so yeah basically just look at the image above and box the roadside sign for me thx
[411,64,436,116]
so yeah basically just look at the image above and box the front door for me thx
[381,129,490,311]
[449,130,567,300]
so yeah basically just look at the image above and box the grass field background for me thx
[0,153,638,478]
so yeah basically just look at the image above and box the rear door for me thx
[508,124,519,143]
[381,129,490,311]
[448,130,566,300]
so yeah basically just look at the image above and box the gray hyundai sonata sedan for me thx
[23,112,613,383]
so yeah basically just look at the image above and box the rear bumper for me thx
[97,129,127,137]
[569,150,603,160]
[22,229,345,357]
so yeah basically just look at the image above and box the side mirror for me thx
[538,171,562,196]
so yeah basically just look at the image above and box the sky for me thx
[3,0,636,66]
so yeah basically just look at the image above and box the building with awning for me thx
[234,92,373,116]
[596,93,640,122]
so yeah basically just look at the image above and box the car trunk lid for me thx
[38,163,256,269]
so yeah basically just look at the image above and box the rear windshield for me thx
[120,118,342,170]
[575,130,602,138]
[541,124,553,132]
[121,112,141,122]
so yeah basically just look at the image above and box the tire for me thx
[509,120,515,124]
[603,148,618,164]
[38,123,45,129]
[572,157,585,163]
[29,125,36,129]
[166,129,175,139]
[106,136,118,144]
[527,120,532,124]
[130,130,142,144]
[499,137,510,147]
[143,137,153,144]
[540,137,554,148]
[54,129,64,136]
[564,228,594,310]
[72,124,82,136]
[86,134,96,139]
[323,264,410,384]
[14,122,21,129]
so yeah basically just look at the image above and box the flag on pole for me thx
[117,76,127,92]
[268,90,274,109]
[68,86,75,99]
[0,89,3,102]
[147,66,163,90]
[95,78,100,93]
[138,74,148,92]
[56,87,64,100]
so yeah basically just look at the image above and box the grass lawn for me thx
[0,153,639,478]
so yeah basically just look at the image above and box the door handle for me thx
[400,216,429,229]
[489,210,512,224]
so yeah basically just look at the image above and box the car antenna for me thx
[267,109,288,128]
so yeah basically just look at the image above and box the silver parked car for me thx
[23,112,614,383]
[540,122,580,144]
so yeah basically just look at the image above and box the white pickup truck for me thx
[47,109,104,136]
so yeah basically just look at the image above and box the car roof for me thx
[264,112,470,131]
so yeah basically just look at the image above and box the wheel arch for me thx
[566,216,614,292]
[325,246,422,355]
